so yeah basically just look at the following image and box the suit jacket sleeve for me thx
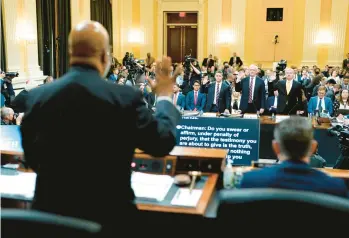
[134,91,181,157]
[235,81,242,92]
[225,87,232,111]
[228,57,234,66]
[308,98,314,114]
[20,91,42,172]
[260,83,266,109]
[180,95,186,109]
[199,94,206,111]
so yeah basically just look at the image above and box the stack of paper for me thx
[275,115,290,123]
[1,172,37,199]
[131,172,174,201]
[171,188,203,207]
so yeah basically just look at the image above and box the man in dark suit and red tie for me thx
[274,68,302,115]
[235,64,266,114]
[186,80,206,111]
[201,71,231,113]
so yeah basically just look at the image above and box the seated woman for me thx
[333,89,349,117]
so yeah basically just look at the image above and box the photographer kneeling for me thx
[1,107,23,125]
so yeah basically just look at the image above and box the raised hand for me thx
[147,56,183,97]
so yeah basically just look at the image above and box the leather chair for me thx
[1,209,102,238]
[216,188,349,232]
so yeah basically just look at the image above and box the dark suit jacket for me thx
[201,82,231,113]
[235,76,266,112]
[11,90,29,113]
[202,58,215,68]
[240,160,348,198]
[186,90,206,111]
[172,93,186,109]
[267,96,277,112]
[343,58,349,69]
[274,80,302,114]
[228,56,243,67]
[20,65,180,224]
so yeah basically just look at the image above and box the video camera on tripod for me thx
[125,53,145,80]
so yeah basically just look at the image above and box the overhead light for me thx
[315,30,333,45]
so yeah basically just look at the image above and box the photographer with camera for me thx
[1,107,23,125]
[0,70,17,107]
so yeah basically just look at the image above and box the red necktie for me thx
[216,83,220,106]
[248,77,253,103]
[194,92,198,106]
[173,93,177,105]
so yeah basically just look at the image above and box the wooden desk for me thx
[136,174,218,215]
[228,166,349,180]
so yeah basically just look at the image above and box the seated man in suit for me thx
[266,90,278,114]
[308,86,333,116]
[240,116,348,198]
[186,80,206,111]
[201,71,231,113]
[172,83,185,110]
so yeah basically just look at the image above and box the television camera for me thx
[125,53,145,81]
[276,59,287,74]
[328,124,349,169]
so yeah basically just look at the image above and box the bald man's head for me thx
[69,21,111,77]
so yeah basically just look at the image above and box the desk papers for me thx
[1,172,36,199]
[171,188,202,207]
[275,115,290,123]
[131,172,173,202]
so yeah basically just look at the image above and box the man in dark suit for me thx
[20,21,181,228]
[274,68,302,115]
[186,80,206,111]
[201,71,231,113]
[240,116,348,198]
[235,64,266,114]
[266,90,278,114]
[228,52,243,68]
[172,83,185,110]
[202,54,215,68]
[343,53,349,69]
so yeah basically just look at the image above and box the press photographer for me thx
[124,53,145,85]
[181,54,201,95]
[1,106,23,125]
[0,70,18,107]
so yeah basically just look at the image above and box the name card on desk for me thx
[131,172,174,202]
[171,188,202,207]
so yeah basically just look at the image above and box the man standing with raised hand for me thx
[20,20,182,229]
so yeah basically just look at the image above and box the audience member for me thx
[239,116,348,198]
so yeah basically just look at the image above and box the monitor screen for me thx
[0,125,23,154]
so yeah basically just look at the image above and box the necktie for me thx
[286,80,291,94]
[233,100,239,110]
[215,83,220,106]
[248,78,253,103]
[194,92,198,106]
[319,98,323,112]
[173,93,177,105]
